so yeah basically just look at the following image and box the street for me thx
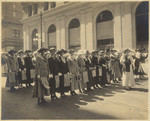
[1,77,148,120]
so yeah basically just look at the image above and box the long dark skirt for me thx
[101,66,109,85]
[33,77,49,98]
[26,69,33,84]
[87,69,93,87]
[48,78,56,95]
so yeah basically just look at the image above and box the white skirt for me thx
[122,65,135,87]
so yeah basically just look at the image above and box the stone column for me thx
[60,17,66,49]
[85,9,94,51]
[27,27,31,50]
[80,11,86,49]
[23,27,27,51]
[56,18,61,50]
[121,3,133,49]
[114,3,122,50]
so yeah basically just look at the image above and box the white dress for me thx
[120,55,135,88]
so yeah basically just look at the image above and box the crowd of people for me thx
[1,47,148,105]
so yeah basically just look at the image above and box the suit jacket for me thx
[24,56,34,70]
[17,57,25,70]
[84,57,92,70]
[91,56,99,67]
[59,57,69,74]
[48,57,60,75]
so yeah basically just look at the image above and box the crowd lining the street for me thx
[1,47,148,104]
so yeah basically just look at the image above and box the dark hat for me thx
[110,49,117,53]
[38,47,48,53]
[57,49,67,54]
[8,49,16,55]
[17,50,23,54]
[25,50,32,54]
[68,49,75,54]
[86,50,90,55]
[124,49,130,53]
[92,50,99,54]
[49,47,56,51]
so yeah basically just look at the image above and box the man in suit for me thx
[48,47,60,101]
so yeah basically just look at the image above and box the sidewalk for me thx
[1,77,148,119]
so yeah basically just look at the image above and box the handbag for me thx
[91,68,96,77]
[83,71,89,83]
[99,66,102,76]
[21,70,27,80]
[64,74,70,87]
[55,75,60,88]
[30,69,36,79]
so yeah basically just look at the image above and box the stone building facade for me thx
[22,2,149,52]
[2,2,23,52]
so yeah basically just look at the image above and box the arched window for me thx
[96,10,114,50]
[33,4,37,15]
[68,18,80,49]
[28,5,32,17]
[51,2,56,8]
[32,29,38,52]
[136,2,149,51]
[48,24,56,48]
[44,2,49,11]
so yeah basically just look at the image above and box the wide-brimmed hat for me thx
[38,47,48,53]
[124,49,131,54]
[92,50,99,54]
[68,49,76,54]
[25,50,32,54]
[110,49,117,53]
[57,49,67,54]
[77,49,86,55]
[17,50,23,54]
[8,49,16,55]
[49,47,56,51]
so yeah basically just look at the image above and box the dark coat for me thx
[24,56,34,82]
[17,57,25,70]
[59,57,69,75]
[48,57,60,75]
[35,55,49,77]
[84,57,92,70]
[24,56,34,70]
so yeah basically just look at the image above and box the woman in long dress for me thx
[67,49,79,96]
[6,50,19,91]
[77,50,87,92]
[120,49,135,90]
[33,48,50,104]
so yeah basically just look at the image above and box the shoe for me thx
[79,89,83,93]
[41,98,46,103]
[73,91,77,95]
[61,94,66,98]
[51,96,54,101]
[12,87,17,90]
[36,101,41,105]
[54,95,59,99]
[70,91,74,96]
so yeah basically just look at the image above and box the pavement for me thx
[1,76,148,120]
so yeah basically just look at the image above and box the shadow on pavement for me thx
[1,80,148,119]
